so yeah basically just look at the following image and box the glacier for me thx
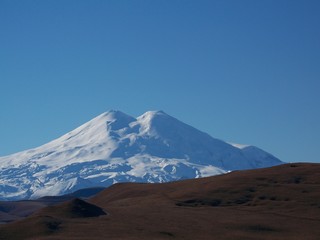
[0,110,283,200]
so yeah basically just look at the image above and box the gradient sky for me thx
[1,0,319,163]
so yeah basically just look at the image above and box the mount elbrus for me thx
[0,110,283,200]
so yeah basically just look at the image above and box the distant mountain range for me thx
[0,110,283,200]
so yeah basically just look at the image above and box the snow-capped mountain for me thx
[0,110,283,200]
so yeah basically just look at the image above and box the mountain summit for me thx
[0,110,283,200]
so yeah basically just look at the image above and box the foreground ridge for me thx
[0,163,319,240]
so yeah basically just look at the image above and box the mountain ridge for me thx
[0,110,283,200]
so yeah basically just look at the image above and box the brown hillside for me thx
[0,163,319,240]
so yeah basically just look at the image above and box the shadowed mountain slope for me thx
[0,187,105,224]
[40,198,106,218]
[0,163,319,240]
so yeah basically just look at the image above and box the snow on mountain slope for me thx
[0,110,283,200]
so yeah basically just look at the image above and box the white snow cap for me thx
[0,110,283,200]
[229,143,250,149]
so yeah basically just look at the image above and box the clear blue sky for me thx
[1,0,319,163]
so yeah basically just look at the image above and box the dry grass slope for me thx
[0,163,319,240]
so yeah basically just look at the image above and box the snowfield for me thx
[0,110,283,200]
